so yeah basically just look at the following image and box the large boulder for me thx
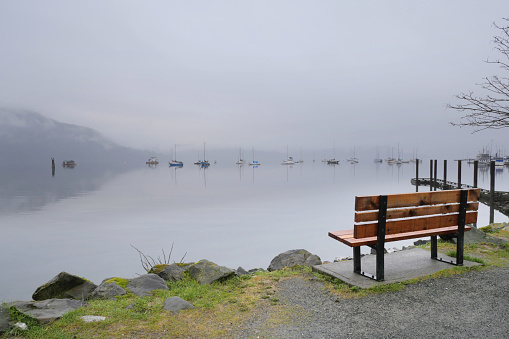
[126,274,168,297]
[32,272,97,301]
[268,249,322,271]
[162,297,195,313]
[8,299,86,324]
[188,259,235,284]
[157,264,185,282]
[89,279,127,300]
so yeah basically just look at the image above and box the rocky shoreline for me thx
[0,249,321,334]
[1,223,507,335]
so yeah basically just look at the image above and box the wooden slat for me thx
[355,189,480,211]
[332,226,472,247]
[354,211,478,238]
[354,202,479,223]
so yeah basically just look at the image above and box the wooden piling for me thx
[443,160,448,190]
[433,160,438,191]
[473,161,478,188]
[429,160,433,192]
[415,159,419,192]
[457,160,462,189]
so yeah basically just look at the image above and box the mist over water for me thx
[0,159,507,301]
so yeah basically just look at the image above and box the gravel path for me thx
[239,267,509,338]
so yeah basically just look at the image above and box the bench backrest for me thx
[353,189,480,239]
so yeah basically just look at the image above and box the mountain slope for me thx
[0,108,149,165]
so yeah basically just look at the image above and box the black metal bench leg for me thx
[431,235,438,259]
[353,247,361,273]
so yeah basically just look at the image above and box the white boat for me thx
[494,157,504,166]
[146,157,159,165]
[236,148,246,165]
[169,145,183,167]
[282,157,295,165]
[282,146,295,165]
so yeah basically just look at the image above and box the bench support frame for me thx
[353,190,469,282]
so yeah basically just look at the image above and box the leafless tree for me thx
[448,19,509,130]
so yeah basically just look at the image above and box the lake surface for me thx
[1,160,508,301]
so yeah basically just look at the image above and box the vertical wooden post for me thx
[51,157,55,177]
[433,159,438,191]
[429,160,433,192]
[490,161,495,224]
[457,160,462,189]
[473,160,478,188]
[443,160,448,190]
[415,158,419,192]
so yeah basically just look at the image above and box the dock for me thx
[411,178,509,216]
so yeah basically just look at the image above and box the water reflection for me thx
[0,163,135,214]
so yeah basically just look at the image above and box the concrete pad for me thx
[313,248,482,289]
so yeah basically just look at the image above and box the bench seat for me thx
[329,225,471,247]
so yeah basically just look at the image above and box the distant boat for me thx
[282,157,295,165]
[62,160,77,167]
[282,146,295,165]
[494,156,504,166]
[327,142,340,165]
[146,157,159,165]
[200,142,210,168]
[236,148,246,165]
[169,145,183,167]
[248,147,261,166]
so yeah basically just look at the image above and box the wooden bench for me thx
[329,188,480,281]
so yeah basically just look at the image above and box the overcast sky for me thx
[0,1,507,159]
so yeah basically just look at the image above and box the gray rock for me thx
[32,272,97,301]
[454,225,508,246]
[235,267,249,276]
[162,296,195,313]
[158,263,185,281]
[81,315,106,323]
[126,274,168,296]
[0,305,12,335]
[188,259,235,284]
[89,281,127,300]
[9,299,86,324]
[267,249,322,271]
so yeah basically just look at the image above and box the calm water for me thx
[1,160,508,301]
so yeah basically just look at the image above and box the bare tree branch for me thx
[449,18,509,130]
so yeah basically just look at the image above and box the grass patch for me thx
[5,267,314,338]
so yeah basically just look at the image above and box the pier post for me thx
[457,160,462,189]
[433,160,438,191]
[429,160,433,192]
[443,160,448,190]
[51,157,55,177]
[490,161,495,224]
[473,161,478,188]
[415,159,419,192]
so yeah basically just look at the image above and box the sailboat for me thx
[200,142,210,168]
[281,146,295,165]
[327,142,339,165]
[169,144,183,167]
[248,147,260,166]
[236,148,246,165]
[347,146,359,164]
